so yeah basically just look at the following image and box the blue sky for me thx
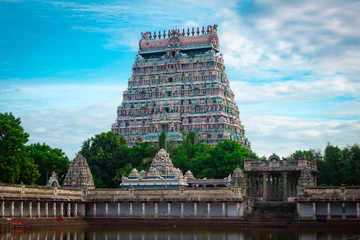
[0,0,359,159]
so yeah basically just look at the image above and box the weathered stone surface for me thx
[63,154,94,189]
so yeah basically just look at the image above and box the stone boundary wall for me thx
[0,184,83,201]
[86,188,243,202]
[298,186,360,201]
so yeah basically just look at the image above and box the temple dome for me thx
[151,149,174,174]
[232,167,244,178]
[184,170,195,179]
[140,170,147,178]
[129,168,140,179]
[63,154,94,189]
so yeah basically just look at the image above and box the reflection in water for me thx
[0,227,360,240]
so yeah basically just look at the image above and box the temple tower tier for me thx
[111,24,250,148]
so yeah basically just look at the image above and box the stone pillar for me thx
[1,201,5,218]
[142,202,146,217]
[29,202,32,218]
[37,202,41,218]
[60,202,64,217]
[117,202,121,217]
[20,201,23,218]
[288,176,292,197]
[236,202,241,217]
[312,202,316,219]
[53,202,57,217]
[105,203,109,216]
[271,175,275,198]
[327,202,331,219]
[342,202,346,219]
[154,202,158,218]
[93,203,96,217]
[67,203,71,217]
[180,202,184,218]
[74,203,78,217]
[297,202,300,218]
[207,202,211,218]
[167,202,171,217]
[357,202,359,219]
[262,173,268,201]
[193,202,197,217]
[276,176,280,199]
[129,202,133,216]
[283,172,288,201]
[45,202,48,217]
[222,202,226,218]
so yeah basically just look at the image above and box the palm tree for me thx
[181,131,203,161]
[141,132,177,167]
[181,131,202,146]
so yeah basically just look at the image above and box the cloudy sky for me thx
[0,0,359,159]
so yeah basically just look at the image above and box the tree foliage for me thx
[26,143,70,185]
[288,143,360,186]
[0,113,40,184]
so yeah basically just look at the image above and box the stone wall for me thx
[297,186,360,219]
[0,185,244,219]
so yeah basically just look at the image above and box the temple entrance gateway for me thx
[244,154,317,202]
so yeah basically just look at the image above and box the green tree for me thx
[323,143,344,186]
[0,113,40,184]
[186,140,257,179]
[341,144,360,185]
[25,143,70,186]
[80,131,128,188]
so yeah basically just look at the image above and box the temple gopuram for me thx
[111,25,250,148]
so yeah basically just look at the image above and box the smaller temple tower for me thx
[232,166,246,189]
[63,154,95,189]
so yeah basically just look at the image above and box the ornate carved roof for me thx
[138,25,219,55]
[184,170,195,179]
[129,168,140,179]
[232,167,244,178]
[150,149,174,175]
[63,154,94,189]
[147,167,161,178]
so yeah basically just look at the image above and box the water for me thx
[1,227,360,240]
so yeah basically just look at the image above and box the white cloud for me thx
[243,115,360,157]
[20,103,118,159]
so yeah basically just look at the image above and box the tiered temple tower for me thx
[63,154,95,189]
[112,24,250,148]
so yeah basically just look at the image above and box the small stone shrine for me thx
[244,153,317,201]
[121,149,188,189]
[63,153,95,189]
[47,171,60,187]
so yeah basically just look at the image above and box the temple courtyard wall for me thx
[0,184,245,219]
[0,184,359,222]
